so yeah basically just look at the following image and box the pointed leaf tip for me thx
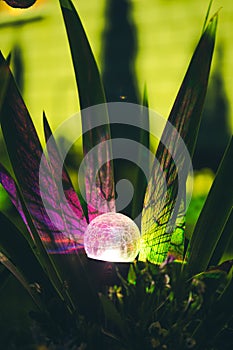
[207,12,218,36]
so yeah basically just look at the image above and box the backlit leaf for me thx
[0,53,85,254]
[43,114,87,250]
[139,15,217,264]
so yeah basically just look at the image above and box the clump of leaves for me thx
[0,0,232,349]
[100,259,233,350]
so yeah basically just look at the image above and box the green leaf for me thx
[131,85,150,221]
[209,208,233,265]
[0,52,10,111]
[0,212,47,310]
[193,269,233,349]
[0,264,11,290]
[139,14,217,264]
[193,260,233,300]
[59,0,115,221]
[0,212,45,283]
[220,210,233,262]
[186,137,233,276]
[127,263,137,285]
[99,293,126,337]
[0,252,44,309]
[59,0,106,109]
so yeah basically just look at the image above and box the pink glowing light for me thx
[84,212,140,262]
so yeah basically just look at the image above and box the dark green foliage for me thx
[98,260,233,350]
[186,137,233,276]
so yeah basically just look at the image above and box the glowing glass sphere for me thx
[84,212,140,262]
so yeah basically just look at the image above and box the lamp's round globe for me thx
[3,0,37,8]
[84,212,140,262]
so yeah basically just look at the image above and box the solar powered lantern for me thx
[84,212,140,263]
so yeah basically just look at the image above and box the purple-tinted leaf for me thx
[83,138,115,222]
[0,53,86,256]
[59,0,115,221]
[0,163,33,239]
[43,113,87,247]
[140,15,217,264]
[0,53,102,319]
[38,155,84,253]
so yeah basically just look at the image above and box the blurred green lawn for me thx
[0,0,232,133]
